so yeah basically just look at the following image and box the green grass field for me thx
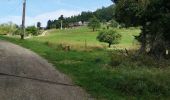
[31,26,140,50]
[0,27,169,100]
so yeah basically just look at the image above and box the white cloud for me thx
[0,9,80,27]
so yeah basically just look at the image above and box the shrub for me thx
[110,52,125,67]
[110,20,119,28]
[26,26,39,36]
[0,23,17,35]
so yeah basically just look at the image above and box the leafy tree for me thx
[110,20,119,28]
[81,11,94,23]
[97,30,121,47]
[14,28,22,35]
[94,5,116,22]
[88,17,101,31]
[54,20,61,29]
[102,19,107,25]
[47,20,52,29]
[37,22,41,29]
[26,26,39,36]
[114,0,170,58]
[58,15,64,21]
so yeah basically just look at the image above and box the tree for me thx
[114,0,170,58]
[97,30,121,47]
[88,17,101,31]
[81,11,94,23]
[14,27,22,35]
[58,15,64,21]
[37,22,41,29]
[47,20,52,29]
[102,19,107,25]
[110,20,119,28]
[26,26,39,36]
[58,15,65,29]
[45,5,117,30]
[111,0,118,3]
[94,5,116,22]
[114,0,148,53]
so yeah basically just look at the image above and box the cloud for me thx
[0,9,80,27]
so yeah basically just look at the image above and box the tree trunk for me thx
[107,26,109,30]
[108,43,111,48]
[139,26,146,53]
[20,34,24,40]
[93,28,95,32]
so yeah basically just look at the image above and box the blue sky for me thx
[0,0,112,26]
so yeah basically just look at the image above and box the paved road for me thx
[0,40,88,100]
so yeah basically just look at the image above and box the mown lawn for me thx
[0,27,169,100]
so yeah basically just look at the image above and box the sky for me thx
[0,0,113,27]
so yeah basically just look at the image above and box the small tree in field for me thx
[110,20,119,29]
[88,17,101,31]
[97,30,121,48]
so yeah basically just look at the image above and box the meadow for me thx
[0,27,169,100]
[32,26,140,50]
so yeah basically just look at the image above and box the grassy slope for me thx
[0,27,169,100]
[32,27,140,50]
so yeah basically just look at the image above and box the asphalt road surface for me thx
[0,40,89,100]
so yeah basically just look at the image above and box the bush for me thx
[110,20,119,28]
[26,26,39,36]
[108,51,170,99]
[97,30,121,48]
[110,51,125,67]
[0,23,17,35]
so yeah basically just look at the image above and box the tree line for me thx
[46,5,116,29]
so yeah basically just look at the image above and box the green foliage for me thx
[13,27,22,35]
[37,22,41,29]
[26,26,39,36]
[110,20,119,28]
[111,0,118,3]
[97,30,121,47]
[47,20,53,29]
[88,17,101,31]
[58,15,64,21]
[115,0,143,27]
[115,0,170,57]
[80,11,94,23]
[46,5,116,29]
[94,5,116,22]
[0,22,17,35]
